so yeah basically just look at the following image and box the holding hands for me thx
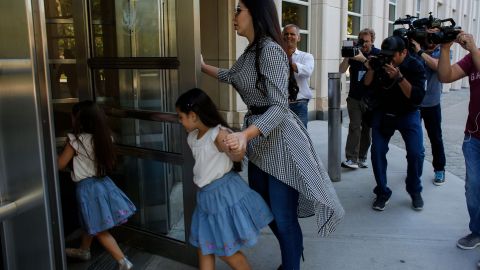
[224,132,248,154]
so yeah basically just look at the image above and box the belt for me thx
[289,99,309,104]
[248,105,270,115]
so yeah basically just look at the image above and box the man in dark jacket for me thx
[364,36,426,211]
[339,28,380,169]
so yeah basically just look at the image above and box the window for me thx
[388,0,397,36]
[347,0,362,38]
[282,0,310,51]
[416,0,421,18]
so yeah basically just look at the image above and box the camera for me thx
[341,39,364,57]
[369,54,393,72]
[369,54,393,82]
[393,13,462,46]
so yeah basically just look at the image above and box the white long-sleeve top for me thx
[291,49,314,100]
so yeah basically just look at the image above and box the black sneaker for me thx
[410,193,424,211]
[372,195,390,211]
[457,233,480,249]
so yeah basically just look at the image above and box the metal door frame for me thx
[0,0,66,269]
[31,0,68,268]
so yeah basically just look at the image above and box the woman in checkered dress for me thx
[201,0,345,269]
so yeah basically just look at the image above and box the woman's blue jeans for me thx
[248,162,303,270]
[463,135,480,234]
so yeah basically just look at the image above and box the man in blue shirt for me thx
[412,40,448,186]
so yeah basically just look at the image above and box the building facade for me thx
[201,0,480,126]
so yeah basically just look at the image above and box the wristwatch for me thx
[397,75,405,83]
[417,49,425,57]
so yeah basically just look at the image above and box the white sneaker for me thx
[341,160,359,169]
[358,160,369,168]
[65,248,91,261]
[119,257,133,270]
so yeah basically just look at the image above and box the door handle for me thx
[0,188,43,222]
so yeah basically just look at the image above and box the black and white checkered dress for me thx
[217,37,345,236]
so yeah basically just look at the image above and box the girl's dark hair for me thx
[175,88,242,171]
[241,0,285,91]
[72,100,115,177]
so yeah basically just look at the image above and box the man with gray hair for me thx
[339,28,380,169]
[283,24,314,127]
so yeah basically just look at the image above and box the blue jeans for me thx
[420,104,446,172]
[289,100,309,128]
[371,110,425,197]
[248,162,302,270]
[463,135,480,235]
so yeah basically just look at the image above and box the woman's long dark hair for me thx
[241,0,285,92]
[175,88,242,171]
[72,100,115,177]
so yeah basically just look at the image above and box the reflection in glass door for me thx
[88,0,187,242]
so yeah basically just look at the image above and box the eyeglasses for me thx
[234,6,247,16]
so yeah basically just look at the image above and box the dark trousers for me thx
[371,110,425,197]
[345,97,371,162]
[248,162,302,270]
[420,104,446,172]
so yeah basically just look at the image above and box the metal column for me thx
[328,73,342,182]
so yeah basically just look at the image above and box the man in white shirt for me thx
[283,24,315,127]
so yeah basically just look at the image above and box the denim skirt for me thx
[76,176,136,235]
[189,171,273,256]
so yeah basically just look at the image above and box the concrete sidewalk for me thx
[146,120,479,270]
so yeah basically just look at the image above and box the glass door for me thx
[86,0,199,264]
[44,0,201,265]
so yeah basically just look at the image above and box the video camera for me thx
[341,39,364,57]
[393,13,461,46]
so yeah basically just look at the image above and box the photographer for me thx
[364,35,426,211]
[411,39,448,186]
[339,28,380,169]
[437,32,480,256]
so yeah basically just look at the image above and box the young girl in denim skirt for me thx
[57,100,136,270]
[176,88,273,270]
